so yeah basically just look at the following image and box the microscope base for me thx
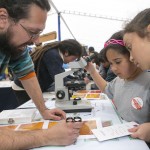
[55,100,92,113]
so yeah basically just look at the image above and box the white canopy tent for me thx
[42,0,150,51]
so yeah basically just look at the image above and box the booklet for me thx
[72,90,105,100]
[0,109,37,125]
[92,122,138,142]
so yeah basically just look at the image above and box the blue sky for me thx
[42,0,150,52]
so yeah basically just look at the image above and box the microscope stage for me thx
[55,100,92,113]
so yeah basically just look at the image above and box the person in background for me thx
[86,51,101,90]
[0,1,83,149]
[85,30,150,124]
[88,46,95,55]
[13,39,83,104]
[82,46,88,56]
[123,8,150,144]
[92,51,100,70]
[98,48,116,82]
[83,51,100,88]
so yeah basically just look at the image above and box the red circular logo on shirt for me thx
[131,97,143,110]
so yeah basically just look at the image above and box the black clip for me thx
[66,116,82,122]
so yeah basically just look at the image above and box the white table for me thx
[18,92,149,150]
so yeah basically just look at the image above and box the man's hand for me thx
[45,120,83,146]
[41,108,66,120]
[20,77,66,121]
[129,123,150,142]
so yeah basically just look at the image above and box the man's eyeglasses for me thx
[20,24,42,41]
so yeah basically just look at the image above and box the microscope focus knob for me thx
[56,90,65,99]
[73,100,77,105]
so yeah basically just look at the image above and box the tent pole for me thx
[58,12,61,41]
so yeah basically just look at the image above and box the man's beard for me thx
[0,27,31,57]
[0,25,34,57]
[0,30,21,56]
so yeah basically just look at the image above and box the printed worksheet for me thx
[92,122,138,141]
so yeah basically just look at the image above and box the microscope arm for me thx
[55,69,78,88]
[55,69,79,100]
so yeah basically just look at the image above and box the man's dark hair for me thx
[0,0,50,22]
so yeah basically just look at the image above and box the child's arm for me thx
[85,62,107,92]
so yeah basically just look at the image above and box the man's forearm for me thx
[0,129,51,149]
[21,76,47,113]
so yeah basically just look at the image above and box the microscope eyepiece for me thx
[84,53,96,62]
